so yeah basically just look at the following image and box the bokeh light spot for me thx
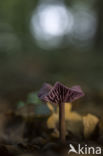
[30,3,74,49]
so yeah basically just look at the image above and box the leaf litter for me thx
[0,92,102,156]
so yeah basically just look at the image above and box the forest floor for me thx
[0,89,103,156]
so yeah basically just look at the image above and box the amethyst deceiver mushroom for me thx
[38,82,84,142]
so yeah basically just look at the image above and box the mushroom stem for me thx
[59,103,65,143]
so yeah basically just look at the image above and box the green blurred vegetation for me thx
[0,0,103,105]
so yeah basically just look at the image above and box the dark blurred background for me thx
[0,0,103,107]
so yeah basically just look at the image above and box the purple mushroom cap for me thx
[38,83,52,101]
[38,82,84,104]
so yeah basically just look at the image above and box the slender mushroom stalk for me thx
[59,102,65,142]
[38,82,84,143]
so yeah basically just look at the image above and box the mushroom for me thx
[38,82,84,142]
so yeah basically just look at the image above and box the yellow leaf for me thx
[47,103,72,129]
[47,102,55,113]
[66,111,83,137]
[47,113,58,129]
[83,114,99,138]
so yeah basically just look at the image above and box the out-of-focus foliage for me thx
[27,92,41,104]
[0,0,103,99]
[16,92,52,117]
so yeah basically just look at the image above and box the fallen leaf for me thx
[47,103,72,129]
[47,102,55,113]
[47,103,83,138]
[47,113,58,129]
[66,111,83,137]
[83,114,99,139]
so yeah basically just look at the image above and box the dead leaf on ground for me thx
[47,113,58,129]
[83,114,99,139]
[66,111,83,138]
[47,103,83,138]
[47,103,72,129]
